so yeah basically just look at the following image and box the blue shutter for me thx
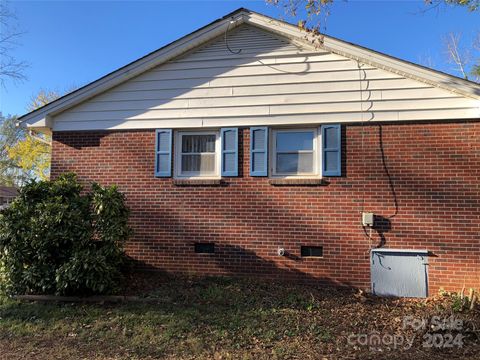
[250,127,268,176]
[321,124,341,176]
[154,129,172,177]
[220,128,238,177]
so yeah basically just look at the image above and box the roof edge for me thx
[20,8,480,128]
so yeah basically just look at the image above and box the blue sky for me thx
[1,0,479,116]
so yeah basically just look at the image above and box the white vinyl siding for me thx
[52,25,480,131]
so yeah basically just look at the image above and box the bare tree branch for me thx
[425,0,479,11]
[418,52,436,69]
[266,0,333,33]
[443,32,471,80]
[0,2,27,86]
[267,1,479,82]
[471,32,480,81]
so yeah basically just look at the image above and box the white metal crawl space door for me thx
[371,249,429,298]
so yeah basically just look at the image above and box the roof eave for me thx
[19,8,480,130]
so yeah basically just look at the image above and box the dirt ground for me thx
[0,273,479,359]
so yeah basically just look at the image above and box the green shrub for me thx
[0,173,130,296]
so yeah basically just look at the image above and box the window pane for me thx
[223,130,235,151]
[252,152,265,172]
[252,129,265,150]
[181,154,215,173]
[157,154,170,173]
[276,153,313,173]
[182,134,215,153]
[324,151,339,172]
[276,131,313,152]
[324,127,339,149]
[223,153,236,173]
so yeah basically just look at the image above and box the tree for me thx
[0,2,27,85]
[443,32,480,82]
[6,89,61,181]
[266,0,480,83]
[266,0,479,25]
[0,113,28,186]
[266,0,333,32]
[428,0,479,11]
[7,132,50,181]
[26,88,63,112]
[471,32,480,78]
[0,173,131,296]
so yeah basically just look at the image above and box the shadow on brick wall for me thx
[126,243,359,290]
[53,132,109,149]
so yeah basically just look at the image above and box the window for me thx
[301,246,323,257]
[271,128,319,177]
[194,243,215,254]
[175,131,220,178]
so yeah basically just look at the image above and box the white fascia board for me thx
[20,12,247,128]
[245,12,480,100]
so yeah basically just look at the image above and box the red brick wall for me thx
[51,121,480,294]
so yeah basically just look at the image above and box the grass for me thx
[0,274,479,359]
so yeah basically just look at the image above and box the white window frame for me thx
[270,128,321,178]
[174,130,221,179]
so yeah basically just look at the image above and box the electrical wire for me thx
[357,60,366,215]
[357,61,369,245]
[225,18,241,55]
[357,60,399,253]
[224,17,309,75]
[357,60,377,254]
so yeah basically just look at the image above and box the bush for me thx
[0,173,130,296]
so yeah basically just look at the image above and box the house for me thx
[19,9,479,297]
[0,186,17,209]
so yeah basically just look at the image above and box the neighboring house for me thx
[0,186,18,209]
[19,9,479,297]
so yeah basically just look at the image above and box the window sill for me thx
[173,179,224,186]
[268,178,329,186]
